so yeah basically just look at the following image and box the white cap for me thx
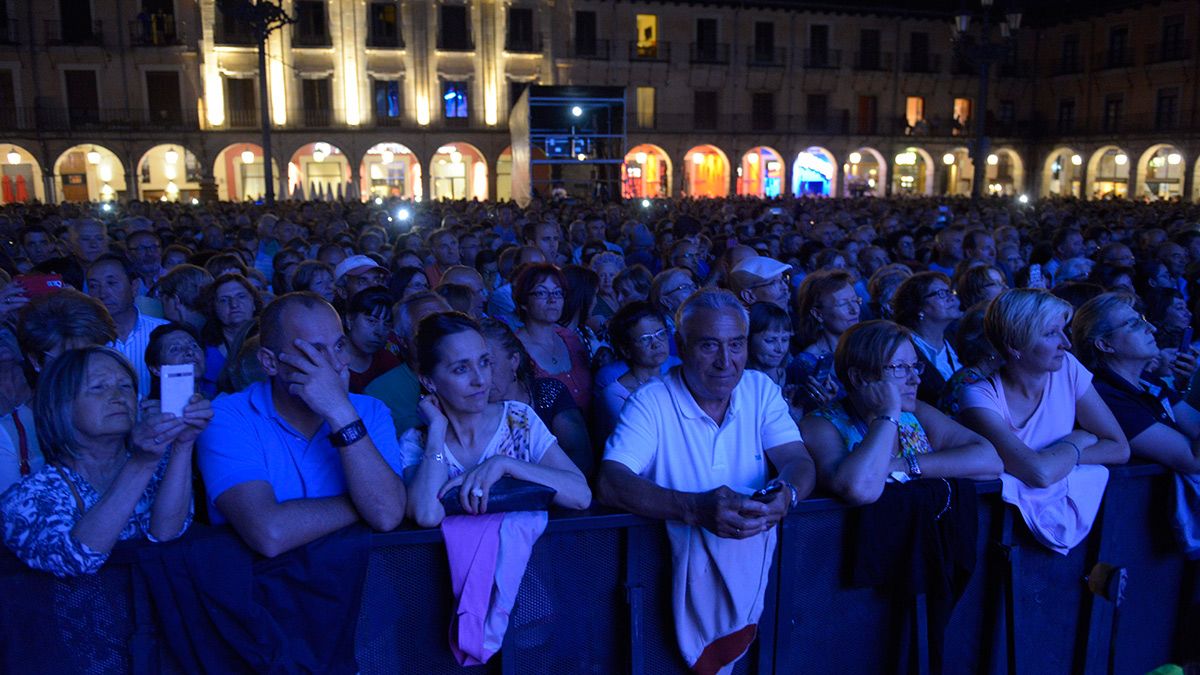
[333,254,383,282]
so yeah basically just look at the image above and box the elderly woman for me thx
[800,321,1000,505]
[614,264,654,308]
[866,263,912,321]
[789,269,861,412]
[0,347,211,577]
[958,289,1129,554]
[201,273,262,393]
[597,301,672,437]
[891,271,963,405]
[145,322,210,400]
[955,264,1008,311]
[514,263,594,410]
[478,319,592,474]
[1072,293,1200,472]
[288,260,336,304]
[648,267,699,320]
[590,251,624,325]
[401,313,591,527]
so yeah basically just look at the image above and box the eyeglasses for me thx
[750,275,790,291]
[667,282,698,296]
[529,288,564,300]
[1105,315,1154,335]
[635,328,669,348]
[825,296,862,312]
[924,288,957,301]
[164,341,201,358]
[882,361,925,381]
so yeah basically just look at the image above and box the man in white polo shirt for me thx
[596,288,814,672]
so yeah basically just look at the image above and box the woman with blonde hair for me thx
[958,289,1129,554]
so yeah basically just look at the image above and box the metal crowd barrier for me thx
[1,464,1196,674]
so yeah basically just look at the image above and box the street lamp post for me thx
[218,1,293,206]
[952,1,1022,199]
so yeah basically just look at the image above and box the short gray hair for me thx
[985,288,1072,357]
[676,288,748,345]
[35,346,137,464]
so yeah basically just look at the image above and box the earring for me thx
[918,311,925,322]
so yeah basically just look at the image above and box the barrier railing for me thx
[0,464,1196,674]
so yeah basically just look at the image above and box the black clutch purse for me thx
[440,476,557,516]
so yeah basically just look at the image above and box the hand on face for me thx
[276,338,353,421]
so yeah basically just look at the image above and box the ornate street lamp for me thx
[951,0,1022,199]
[217,1,294,206]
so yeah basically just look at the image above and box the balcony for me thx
[689,42,730,65]
[653,111,850,135]
[0,106,197,131]
[902,53,940,73]
[44,20,103,46]
[629,40,670,62]
[800,48,840,69]
[292,31,331,48]
[1094,49,1134,69]
[128,17,178,46]
[436,35,474,52]
[226,108,259,128]
[1145,40,1191,64]
[569,39,610,60]
[300,108,333,127]
[852,50,891,71]
[366,30,404,49]
[747,46,786,67]
[504,32,542,54]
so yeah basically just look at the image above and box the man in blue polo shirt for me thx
[197,292,406,557]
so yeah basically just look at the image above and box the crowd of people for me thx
[1,193,1199,668]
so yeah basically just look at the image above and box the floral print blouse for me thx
[0,454,191,577]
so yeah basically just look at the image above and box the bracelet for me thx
[329,419,368,448]
[770,480,801,510]
[1061,440,1082,465]
[873,415,901,427]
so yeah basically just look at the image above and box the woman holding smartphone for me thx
[400,312,591,528]
[789,269,862,413]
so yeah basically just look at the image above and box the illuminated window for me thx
[636,86,655,129]
[953,98,971,134]
[373,80,402,123]
[443,81,468,120]
[905,96,924,129]
[636,14,657,57]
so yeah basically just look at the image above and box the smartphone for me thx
[813,353,835,382]
[13,273,64,299]
[751,483,783,503]
[1027,264,1044,289]
[1182,328,1194,351]
[160,363,195,417]
[769,207,785,216]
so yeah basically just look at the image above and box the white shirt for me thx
[912,333,961,382]
[604,367,801,493]
[112,310,170,399]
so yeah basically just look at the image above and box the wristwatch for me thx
[904,453,923,479]
[329,419,368,448]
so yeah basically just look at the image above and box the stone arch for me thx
[53,144,126,202]
[1,143,46,203]
[1134,143,1185,200]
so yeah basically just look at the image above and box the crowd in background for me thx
[0,193,1199,578]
